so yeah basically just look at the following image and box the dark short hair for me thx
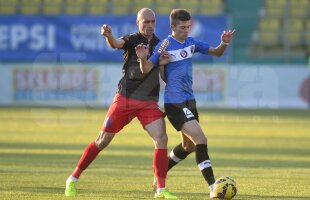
[170,9,191,26]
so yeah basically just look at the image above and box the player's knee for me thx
[95,131,114,150]
[196,137,207,145]
[182,144,195,153]
[191,132,208,145]
[159,133,168,143]
[153,132,168,146]
[95,139,107,150]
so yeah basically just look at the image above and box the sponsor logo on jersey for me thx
[157,39,170,54]
[183,108,194,118]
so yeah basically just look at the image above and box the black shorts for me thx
[164,99,199,131]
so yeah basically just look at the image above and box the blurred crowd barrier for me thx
[0,63,309,109]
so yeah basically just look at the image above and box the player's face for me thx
[138,13,156,38]
[171,20,191,42]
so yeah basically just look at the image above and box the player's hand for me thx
[101,24,112,37]
[159,51,171,66]
[135,43,149,60]
[221,29,235,44]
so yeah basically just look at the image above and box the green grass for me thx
[0,108,310,200]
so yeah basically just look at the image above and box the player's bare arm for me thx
[135,43,154,74]
[208,29,235,57]
[101,24,125,49]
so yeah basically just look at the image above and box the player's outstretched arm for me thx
[101,24,124,49]
[135,43,154,74]
[208,29,235,57]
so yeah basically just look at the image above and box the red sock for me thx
[72,142,101,179]
[153,149,168,189]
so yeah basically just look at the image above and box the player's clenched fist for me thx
[221,29,235,44]
[101,24,112,37]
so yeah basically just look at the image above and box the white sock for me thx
[69,175,78,182]
[157,188,164,193]
[209,184,214,192]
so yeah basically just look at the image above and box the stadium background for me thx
[0,0,309,108]
[0,0,310,199]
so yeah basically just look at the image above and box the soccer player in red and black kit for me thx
[64,8,177,199]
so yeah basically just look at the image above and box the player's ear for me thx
[136,19,139,26]
[170,24,175,31]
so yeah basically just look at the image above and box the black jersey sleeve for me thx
[120,34,132,50]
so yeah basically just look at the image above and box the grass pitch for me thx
[0,108,309,200]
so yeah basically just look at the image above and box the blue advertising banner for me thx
[0,15,227,62]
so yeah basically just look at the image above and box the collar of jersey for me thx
[138,32,156,41]
[169,35,185,44]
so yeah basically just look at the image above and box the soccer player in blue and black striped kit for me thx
[135,9,235,198]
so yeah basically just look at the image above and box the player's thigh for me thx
[144,117,166,136]
[144,117,168,148]
[137,103,167,146]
